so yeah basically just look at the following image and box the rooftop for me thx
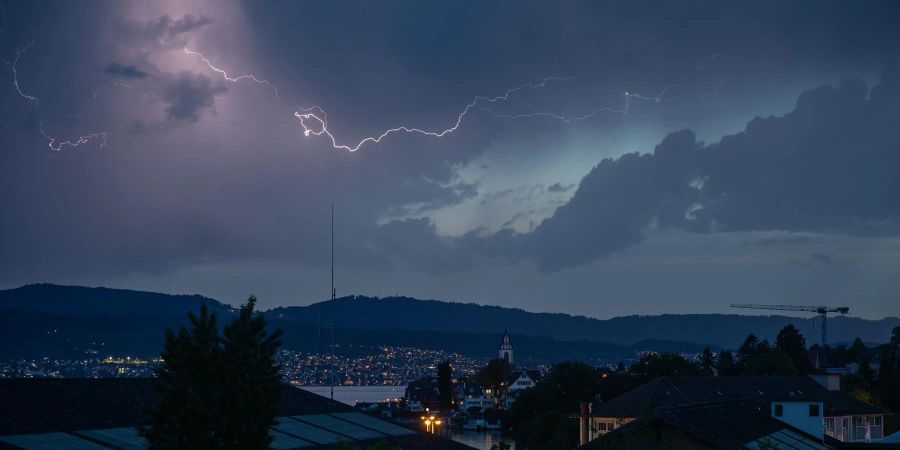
[588,376,887,419]
[0,378,474,450]
[581,399,829,450]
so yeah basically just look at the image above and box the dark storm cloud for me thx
[792,253,842,267]
[158,72,226,124]
[547,183,574,193]
[142,14,213,45]
[368,218,478,272]
[104,63,148,79]
[111,13,214,50]
[746,236,813,246]
[499,70,900,271]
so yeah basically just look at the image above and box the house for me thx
[404,376,441,412]
[502,369,542,408]
[458,381,496,412]
[0,378,476,450]
[576,376,890,446]
[578,399,831,450]
[505,369,541,392]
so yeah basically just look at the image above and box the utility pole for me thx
[330,204,336,401]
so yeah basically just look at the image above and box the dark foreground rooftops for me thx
[588,376,887,419]
[0,378,475,450]
[580,399,829,450]
[0,378,350,435]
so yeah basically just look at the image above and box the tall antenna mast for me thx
[330,204,336,401]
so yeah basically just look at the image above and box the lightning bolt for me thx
[0,40,39,104]
[479,81,682,123]
[183,47,280,101]
[183,44,690,153]
[1,40,107,151]
[40,124,107,151]
[293,77,591,153]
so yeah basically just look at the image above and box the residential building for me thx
[578,399,831,450]
[575,376,889,447]
[404,376,441,412]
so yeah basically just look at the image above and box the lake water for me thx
[299,385,407,404]
[298,385,516,450]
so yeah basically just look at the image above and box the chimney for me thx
[579,401,590,446]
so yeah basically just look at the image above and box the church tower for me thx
[499,329,513,363]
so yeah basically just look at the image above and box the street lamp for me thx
[421,414,443,433]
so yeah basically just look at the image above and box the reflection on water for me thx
[296,386,516,450]
[450,430,516,450]
[298,385,406,405]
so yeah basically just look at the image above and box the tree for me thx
[141,304,224,449]
[878,327,900,410]
[475,358,513,392]
[737,334,770,364]
[141,297,284,450]
[218,296,284,449]
[776,324,811,374]
[743,350,797,376]
[506,362,605,447]
[698,348,716,375]
[514,410,577,450]
[628,352,701,379]
[717,350,738,376]
[437,360,453,410]
[849,337,867,361]
[858,356,876,386]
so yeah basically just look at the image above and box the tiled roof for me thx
[588,376,887,419]
[580,400,828,450]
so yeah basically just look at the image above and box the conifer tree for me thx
[141,297,283,450]
[141,304,224,449]
[219,296,284,449]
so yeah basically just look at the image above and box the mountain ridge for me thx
[272,295,899,348]
[3,284,897,350]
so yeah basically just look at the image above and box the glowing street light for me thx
[421,414,443,433]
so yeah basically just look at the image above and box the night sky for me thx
[2,1,899,318]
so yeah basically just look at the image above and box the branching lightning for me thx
[1,40,107,151]
[184,43,688,153]
[183,47,280,101]
[293,77,586,152]
[40,124,107,151]
[294,78,682,152]
[0,40,38,104]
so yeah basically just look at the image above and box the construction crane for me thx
[730,304,850,367]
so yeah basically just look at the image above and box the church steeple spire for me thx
[499,329,513,363]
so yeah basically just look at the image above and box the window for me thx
[774,404,784,417]
[809,404,820,417]
[874,416,882,426]
[825,418,835,433]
